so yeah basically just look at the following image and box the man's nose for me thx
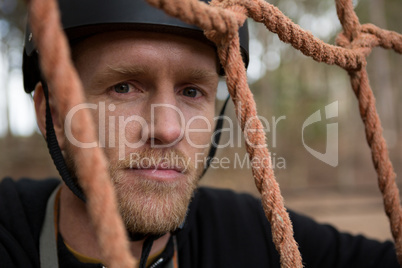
[145,100,185,147]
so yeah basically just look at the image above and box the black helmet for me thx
[22,0,249,93]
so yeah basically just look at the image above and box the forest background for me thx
[0,0,401,241]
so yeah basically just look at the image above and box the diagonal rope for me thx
[334,0,402,264]
[25,0,136,267]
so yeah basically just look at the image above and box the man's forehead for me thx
[73,30,218,63]
[72,31,220,83]
[73,30,215,52]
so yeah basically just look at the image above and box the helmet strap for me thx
[42,81,86,202]
[138,234,163,268]
[201,94,230,176]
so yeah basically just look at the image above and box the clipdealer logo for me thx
[302,101,338,167]
[64,100,339,168]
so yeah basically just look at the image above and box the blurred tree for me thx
[0,0,26,136]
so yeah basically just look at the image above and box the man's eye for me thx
[113,83,131,93]
[182,87,201,98]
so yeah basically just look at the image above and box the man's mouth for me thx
[125,164,185,181]
[129,162,185,172]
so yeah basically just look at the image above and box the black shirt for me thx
[0,178,399,267]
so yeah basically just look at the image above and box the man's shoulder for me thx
[0,178,61,238]
[0,177,61,225]
[193,186,263,213]
[0,178,61,267]
[0,177,61,205]
[177,187,280,267]
[187,186,271,236]
[183,187,399,268]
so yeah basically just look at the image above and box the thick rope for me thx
[334,0,402,264]
[25,0,402,267]
[26,0,136,267]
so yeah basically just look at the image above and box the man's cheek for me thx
[185,116,213,149]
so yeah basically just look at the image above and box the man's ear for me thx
[33,82,66,150]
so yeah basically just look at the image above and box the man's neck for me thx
[58,184,170,263]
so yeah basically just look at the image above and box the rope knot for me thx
[204,0,247,47]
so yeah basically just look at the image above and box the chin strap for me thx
[139,235,162,268]
[201,94,230,177]
[42,81,86,201]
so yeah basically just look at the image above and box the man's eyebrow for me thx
[93,65,148,86]
[184,68,219,82]
[91,65,218,87]
[107,65,149,76]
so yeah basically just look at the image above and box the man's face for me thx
[67,31,219,235]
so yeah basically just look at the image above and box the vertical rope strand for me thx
[335,0,402,264]
[26,0,136,267]
[347,67,402,264]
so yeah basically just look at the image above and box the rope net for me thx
[26,0,402,267]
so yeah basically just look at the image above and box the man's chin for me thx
[114,173,197,235]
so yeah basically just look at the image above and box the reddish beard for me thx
[109,148,201,235]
